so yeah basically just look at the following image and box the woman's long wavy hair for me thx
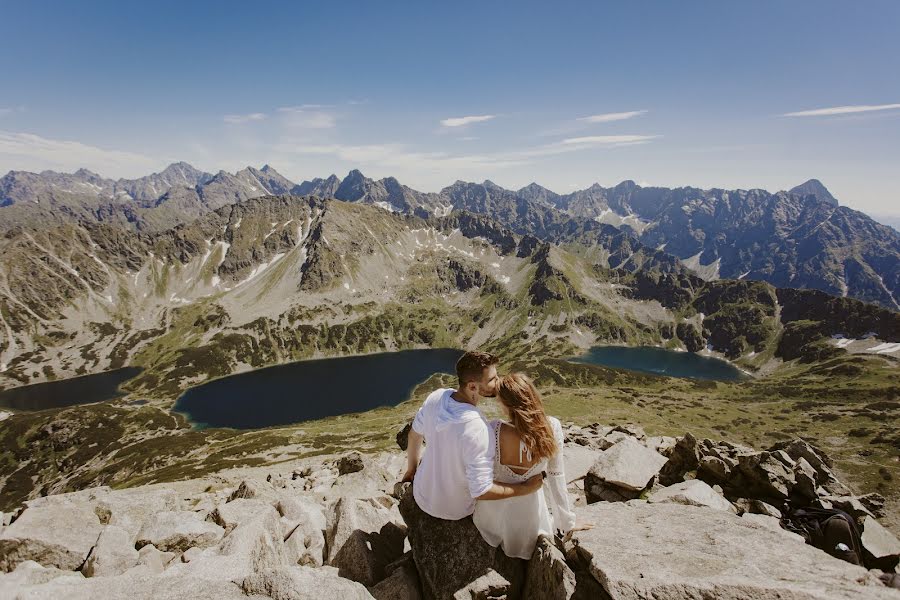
[497,373,557,462]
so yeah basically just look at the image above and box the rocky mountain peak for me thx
[73,168,103,180]
[334,169,370,201]
[789,179,839,207]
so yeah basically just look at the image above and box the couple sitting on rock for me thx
[402,351,586,559]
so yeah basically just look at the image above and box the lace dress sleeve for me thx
[545,417,576,534]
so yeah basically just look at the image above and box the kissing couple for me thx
[402,351,590,560]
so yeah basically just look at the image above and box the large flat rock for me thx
[587,438,667,492]
[571,502,895,600]
[0,501,103,572]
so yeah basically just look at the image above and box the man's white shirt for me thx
[411,388,494,520]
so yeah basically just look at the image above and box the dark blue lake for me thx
[0,367,143,411]
[174,348,464,429]
[572,346,745,382]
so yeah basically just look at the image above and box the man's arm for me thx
[402,428,424,482]
[476,473,543,500]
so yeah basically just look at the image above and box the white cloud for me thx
[783,103,900,117]
[277,106,337,129]
[274,141,525,174]
[440,115,495,128]
[0,106,25,118]
[578,110,647,123]
[0,131,159,177]
[273,129,658,177]
[224,112,267,124]
[560,135,659,145]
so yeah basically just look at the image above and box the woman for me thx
[472,372,580,559]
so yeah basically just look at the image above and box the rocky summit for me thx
[0,422,898,599]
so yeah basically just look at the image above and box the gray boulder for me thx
[82,525,139,577]
[858,493,887,519]
[136,544,176,574]
[338,452,366,475]
[584,479,641,504]
[135,510,225,553]
[0,501,103,571]
[370,559,424,600]
[277,496,326,567]
[569,502,895,599]
[326,496,407,586]
[562,445,598,483]
[586,437,667,492]
[739,513,806,543]
[597,431,631,450]
[216,503,286,572]
[860,516,900,572]
[397,422,413,451]
[92,487,180,543]
[732,498,782,518]
[399,484,525,600]
[453,569,511,600]
[241,566,374,599]
[522,535,576,600]
[643,435,677,456]
[792,457,818,500]
[209,499,271,534]
[229,479,278,502]
[697,455,731,484]
[0,560,83,590]
[658,432,701,486]
[2,568,258,599]
[647,480,737,513]
[735,451,796,499]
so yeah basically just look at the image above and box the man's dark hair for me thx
[456,351,499,387]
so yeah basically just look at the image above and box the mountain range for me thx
[2,163,897,310]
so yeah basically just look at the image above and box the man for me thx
[402,351,542,520]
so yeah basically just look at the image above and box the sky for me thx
[1,1,899,218]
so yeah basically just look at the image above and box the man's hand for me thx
[401,467,416,483]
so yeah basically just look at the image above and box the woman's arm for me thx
[546,420,577,533]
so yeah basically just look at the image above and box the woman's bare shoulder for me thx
[497,421,523,443]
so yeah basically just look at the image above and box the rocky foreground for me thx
[0,424,898,599]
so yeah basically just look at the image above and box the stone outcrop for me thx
[523,535,576,600]
[276,496,326,567]
[81,525,139,577]
[240,566,374,599]
[570,502,896,600]
[370,556,423,600]
[326,496,407,586]
[399,484,526,600]
[0,432,897,600]
[584,437,667,502]
[861,516,900,572]
[647,480,737,513]
[135,511,225,554]
[0,501,103,571]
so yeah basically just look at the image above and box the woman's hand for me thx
[563,520,595,543]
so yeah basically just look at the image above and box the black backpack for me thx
[780,507,864,567]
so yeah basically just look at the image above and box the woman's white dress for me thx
[472,416,576,559]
